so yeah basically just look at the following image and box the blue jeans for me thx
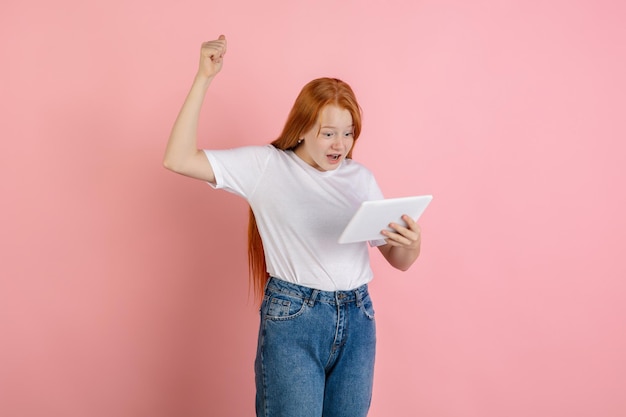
[255,277,376,417]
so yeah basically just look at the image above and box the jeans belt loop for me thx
[307,289,319,307]
[355,287,363,307]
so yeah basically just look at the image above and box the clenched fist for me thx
[197,35,227,80]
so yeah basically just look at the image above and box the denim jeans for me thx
[255,277,376,417]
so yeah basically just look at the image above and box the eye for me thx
[344,131,354,137]
[321,131,334,138]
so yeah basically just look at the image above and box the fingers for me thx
[201,35,227,62]
[382,215,421,248]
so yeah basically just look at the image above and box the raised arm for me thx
[163,35,228,183]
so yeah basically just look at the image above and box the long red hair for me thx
[247,77,363,302]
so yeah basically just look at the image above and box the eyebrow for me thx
[320,125,354,129]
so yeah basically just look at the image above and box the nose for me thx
[331,136,345,150]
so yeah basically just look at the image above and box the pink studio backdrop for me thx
[1,1,625,416]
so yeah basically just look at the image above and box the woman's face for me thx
[294,105,355,171]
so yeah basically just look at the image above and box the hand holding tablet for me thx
[338,195,433,244]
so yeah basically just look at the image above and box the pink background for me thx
[2,0,625,416]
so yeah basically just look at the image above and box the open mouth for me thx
[328,154,341,161]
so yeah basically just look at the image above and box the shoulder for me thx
[204,144,279,160]
[342,158,376,178]
[343,157,370,170]
[250,144,289,160]
[341,158,383,198]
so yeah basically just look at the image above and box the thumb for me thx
[218,34,226,40]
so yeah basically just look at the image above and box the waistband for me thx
[266,277,369,306]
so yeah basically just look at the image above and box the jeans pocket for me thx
[359,294,376,320]
[262,293,307,321]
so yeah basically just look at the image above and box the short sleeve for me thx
[203,145,274,199]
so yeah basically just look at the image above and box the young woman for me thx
[164,35,422,417]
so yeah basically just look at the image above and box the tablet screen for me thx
[338,195,432,244]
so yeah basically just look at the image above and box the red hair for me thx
[247,78,363,302]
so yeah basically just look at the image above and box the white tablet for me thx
[338,195,433,244]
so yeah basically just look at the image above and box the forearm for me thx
[382,244,420,271]
[163,75,213,171]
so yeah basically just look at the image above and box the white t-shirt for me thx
[203,145,385,291]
